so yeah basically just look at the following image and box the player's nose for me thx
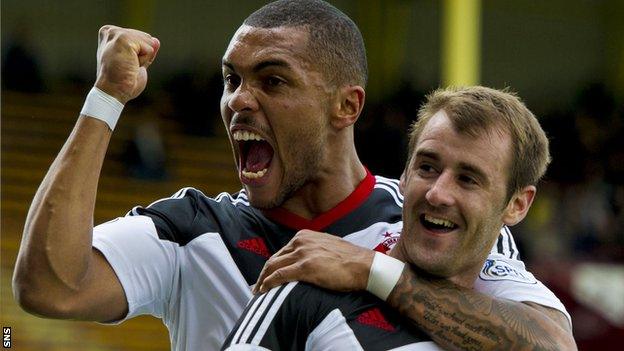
[227,84,259,113]
[425,172,456,207]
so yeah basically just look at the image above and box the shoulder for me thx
[372,175,403,208]
[479,230,572,324]
[482,226,535,284]
[127,187,254,246]
[490,226,521,260]
[129,187,250,215]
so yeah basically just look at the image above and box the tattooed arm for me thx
[254,230,576,350]
[388,267,576,351]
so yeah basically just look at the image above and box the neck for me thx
[446,264,481,289]
[389,245,479,289]
[274,133,366,219]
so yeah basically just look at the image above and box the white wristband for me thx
[366,251,406,301]
[80,87,124,130]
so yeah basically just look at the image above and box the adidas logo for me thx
[356,307,395,332]
[237,238,270,259]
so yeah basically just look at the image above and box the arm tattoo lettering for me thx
[387,269,575,351]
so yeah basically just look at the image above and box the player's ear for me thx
[331,85,365,130]
[502,185,536,226]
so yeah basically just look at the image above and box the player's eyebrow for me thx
[252,59,292,72]
[221,59,292,73]
[415,149,439,162]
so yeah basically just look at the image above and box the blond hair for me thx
[408,86,550,200]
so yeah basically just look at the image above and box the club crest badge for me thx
[373,231,400,254]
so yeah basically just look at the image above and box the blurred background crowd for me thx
[2,0,623,349]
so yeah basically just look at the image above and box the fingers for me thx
[137,36,160,68]
[95,25,160,103]
[98,25,159,64]
[254,262,271,293]
[257,263,302,294]
[253,230,331,294]
[252,233,306,293]
[254,251,298,294]
[254,230,352,294]
[98,25,113,41]
[272,238,297,257]
[148,37,160,65]
[254,230,378,295]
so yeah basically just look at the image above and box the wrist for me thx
[366,251,405,301]
[94,80,130,105]
[80,87,125,130]
[356,250,376,290]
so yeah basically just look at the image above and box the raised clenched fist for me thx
[94,25,160,104]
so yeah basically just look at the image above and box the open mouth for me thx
[233,130,274,180]
[420,214,458,233]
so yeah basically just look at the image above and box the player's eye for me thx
[417,163,437,177]
[223,74,241,89]
[459,174,478,186]
[265,76,285,87]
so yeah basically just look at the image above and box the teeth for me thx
[242,168,268,179]
[424,214,456,228]
[233,130,264,141]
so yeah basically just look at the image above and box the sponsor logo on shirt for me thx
[480,259,537,284]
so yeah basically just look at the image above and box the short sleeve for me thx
[476,254,572,326]
[93,215,180,322]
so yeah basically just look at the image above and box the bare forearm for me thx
[387,268,576,351]
[13,26,159,321]
[15,116,111,298]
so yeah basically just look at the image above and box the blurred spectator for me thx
[163,63,222,136]
[356,103,407,178]
[121,96,168,181]
[2,23,45,92]
[122,120,168,181]
[493,82,624,348]
[356,81,424,178]
[520,83,623,262]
